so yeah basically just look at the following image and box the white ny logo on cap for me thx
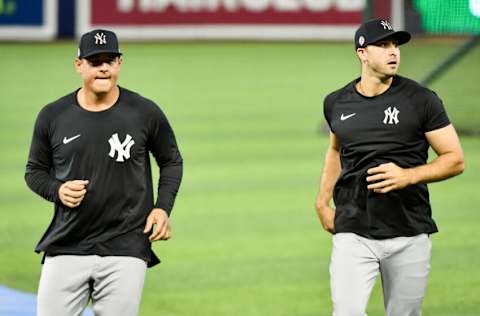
[380,20,393,30]
[94,33,107,45]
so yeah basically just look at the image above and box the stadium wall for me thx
[0,0,57,40]
[76,0,371,40]
[1,1,478,41]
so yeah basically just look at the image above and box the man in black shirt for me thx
[315,19,464,316]
[25,29,183,315]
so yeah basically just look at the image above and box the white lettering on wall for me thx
[274,0,301,12]
[303,0,332,11]
[117,0,365,13]
[336,0,365,11]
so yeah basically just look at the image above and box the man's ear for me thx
[356,48,367,63]
[74,58,83,73]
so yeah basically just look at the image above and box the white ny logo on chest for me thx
[108,133,135,162]
[383,106,400,125]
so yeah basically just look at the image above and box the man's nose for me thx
[388,45,398,55]
[99,62,109,70]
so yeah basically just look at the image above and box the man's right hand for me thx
[58,180,89,208]
[315,203,335,234]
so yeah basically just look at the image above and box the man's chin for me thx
[381,70,397,80]
[91,82,114,94]
[386,67,398,76]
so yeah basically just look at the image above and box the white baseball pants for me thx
[37,255,147,316]
[330,233,431,316]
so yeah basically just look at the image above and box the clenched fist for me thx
[58,180,89,208]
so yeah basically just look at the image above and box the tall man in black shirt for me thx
[25,29,183,315]
[315,19,464,316]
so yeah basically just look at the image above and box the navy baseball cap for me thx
[77,29,122,59]
[355,18,411,50]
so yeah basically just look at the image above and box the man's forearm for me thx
[315,145,341,233]
[156,162,183,215]
[367,125,465,193]
[25,169,62,203]
[408,151,464,185]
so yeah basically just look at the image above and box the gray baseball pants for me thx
[330,233,431,316]
[37,255,147,316]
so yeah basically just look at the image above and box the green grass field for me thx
[0,40,479,315]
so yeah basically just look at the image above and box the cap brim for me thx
[79,50,122,59]
[368,30,411,46]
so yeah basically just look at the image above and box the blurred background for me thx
[0,1,479,315]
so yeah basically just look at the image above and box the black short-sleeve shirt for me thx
[324,75,450,238]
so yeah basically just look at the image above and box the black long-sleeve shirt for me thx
[25,87,183,267]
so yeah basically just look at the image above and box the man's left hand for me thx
[144,208,171,241]
[366,162,413,193]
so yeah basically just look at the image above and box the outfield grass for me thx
[0,40,479,315]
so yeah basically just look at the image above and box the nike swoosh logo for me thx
[63,134,81,144]
[340,113,356,121]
